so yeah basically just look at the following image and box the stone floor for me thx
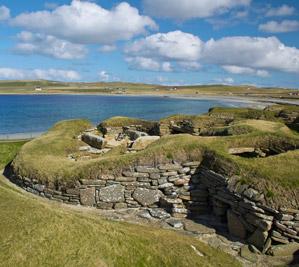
[3,173,297,267]
[93,207,292,266]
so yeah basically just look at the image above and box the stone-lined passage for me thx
[10,161,299,254]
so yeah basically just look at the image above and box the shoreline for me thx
[0,132,43,141]
[162,94,299,106]
[1,94,298,140]
[1,91,299,105]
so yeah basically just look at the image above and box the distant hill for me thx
[0,80,298,101]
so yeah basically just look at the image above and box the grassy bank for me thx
[0,140,28,169]
[0,141,240,267]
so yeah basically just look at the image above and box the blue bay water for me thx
[0,94,259,135]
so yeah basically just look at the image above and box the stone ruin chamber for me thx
[11,160,299,255]
[8,108,299,259]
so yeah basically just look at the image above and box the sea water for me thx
[0,94,261,136]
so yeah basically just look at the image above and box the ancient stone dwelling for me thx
[10,113,299,257]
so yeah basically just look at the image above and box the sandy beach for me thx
[0,132,43,141]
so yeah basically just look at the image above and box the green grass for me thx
[236,150,299,189]
[0,142,240,267]
[238,119,295,136]
[199,124,254,136]
[0,140,27,169]
[265,104,299,113]
[0,80,68,89]
[99,116,158,128]
[161,114,222,123]
[208,107,265,120]
[12,119,92,182]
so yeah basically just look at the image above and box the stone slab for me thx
[99,184,125,203]
[80,187,96,206]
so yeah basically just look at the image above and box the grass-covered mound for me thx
[0,140,27,169]
[99,116,157,128]
[160,114,229,128]
[0,143,240,267]
[199,124,254,136]
[209,105,299,125]
[236,120,293,134]
[11,105,299,207]
[208,107,265,120]
[12,121,207,183]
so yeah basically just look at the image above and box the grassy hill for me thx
[0,141,240,267]
[0,80,298,100]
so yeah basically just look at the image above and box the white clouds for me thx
[223,77,234,84]
[256,70,270,77]
[265,5,295,17]
[44,2,59,10]
[99,45,117,53]
[98,70,120,82]
[0,68,25,80]
[99,71,109,81]
[261,4,297,36]
[235,10,249,19]
[0,5,10,21]
[15,31,87,59]
[11,0,156,45]
[125,31,299,75]
[216,77,234,84]
[126,31,202,62]
[203,36,299,74]
[222,65,269,77]
[161,62,173,72]
[0,68,80,81]
[32,69,80,80]
[143,0,251,20]
[259,20,299,33]
[125,56,173,72]
[177,61,201,71]
[1,0,298,85]
[125,31,202,71]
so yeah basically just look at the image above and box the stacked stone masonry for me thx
[11,161,299,253]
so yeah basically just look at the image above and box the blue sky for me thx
[0,0,299,88]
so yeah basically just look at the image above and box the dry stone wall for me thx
[10,161,299,253]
